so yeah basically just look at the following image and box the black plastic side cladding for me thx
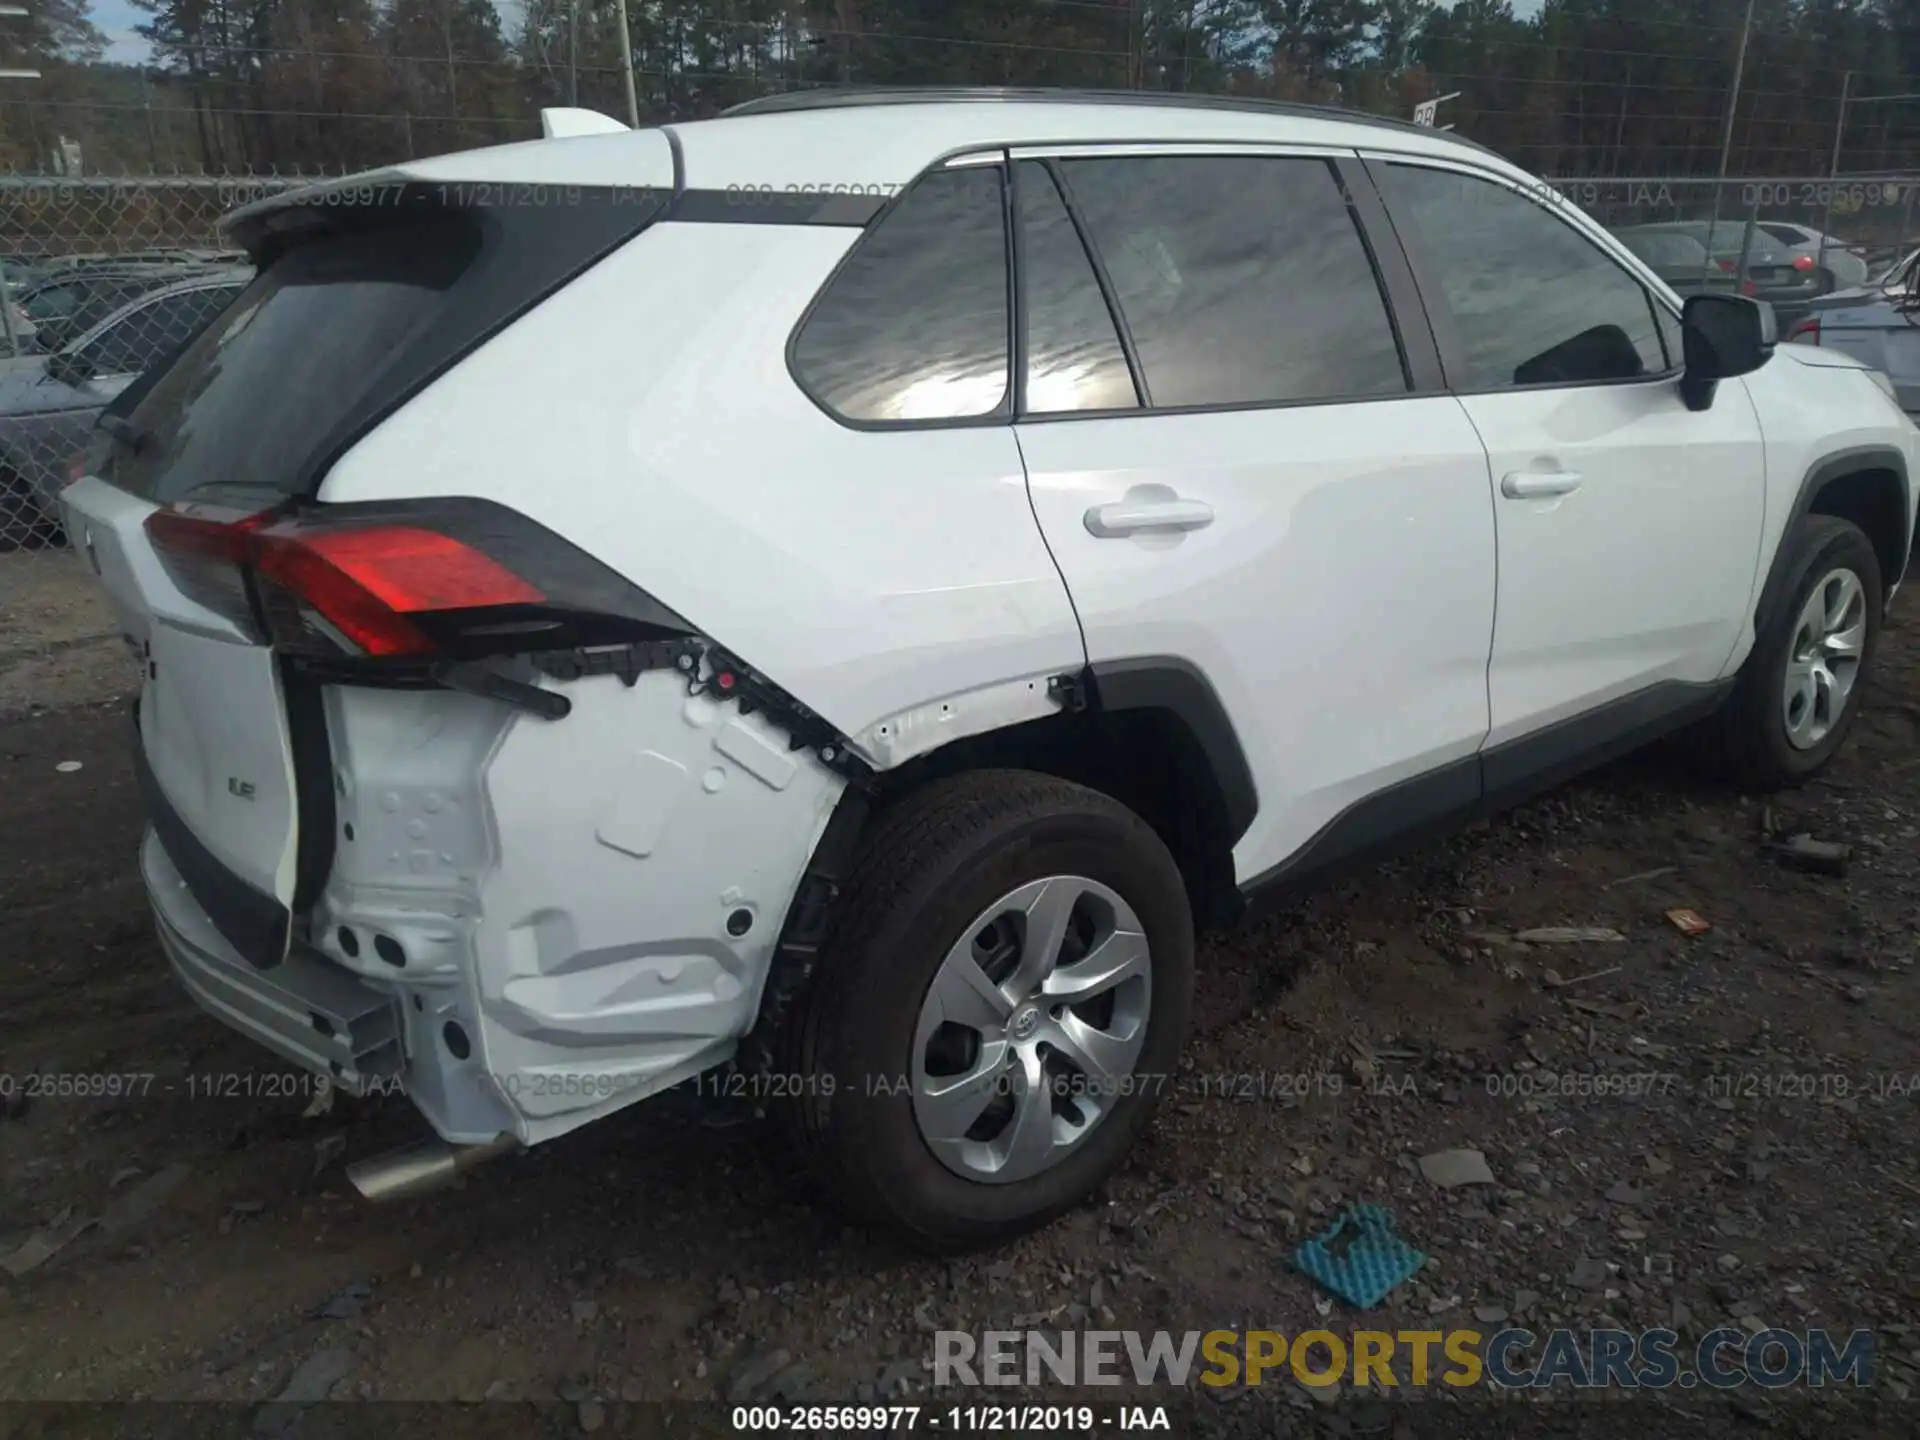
[283,661,338,921]
[1758,446,1911,623]
[1085,656,1259,845]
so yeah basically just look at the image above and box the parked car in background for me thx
[0,267,250,546]
[1611,229,1740,298]
[6,265,205,359]
[1790,248,1920,417]
[1615,222,1822,326]
[1755,223,1872,293]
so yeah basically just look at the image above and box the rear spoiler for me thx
[220,169,416,256]
[540,108,629,139]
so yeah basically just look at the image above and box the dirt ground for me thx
[2,553,1917,1435]
[0,549,139,718]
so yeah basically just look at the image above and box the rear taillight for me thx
[1716,258,1737,273]
[144,499,690,661]
[1788,316,1821,346]
[1792,255,1816,272]
[1741,280,1757,295]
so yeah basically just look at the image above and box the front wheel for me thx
[775,770,1194,1252]
[1707,513,1883,789]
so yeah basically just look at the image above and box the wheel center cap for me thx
[1010,1005,1041,1040]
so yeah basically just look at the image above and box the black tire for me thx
[1706,513,1883,789]
[774,769,1194,1253]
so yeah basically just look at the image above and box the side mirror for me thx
[43,349,90,389]
[1680,293,1776,411]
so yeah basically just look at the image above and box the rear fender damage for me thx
[311,664,847,1146]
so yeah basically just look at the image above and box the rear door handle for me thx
[1083,497,1215,538]
[1500,470,1583,499]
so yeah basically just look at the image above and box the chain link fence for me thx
[2,166,1918,563]
[1,175,302,559]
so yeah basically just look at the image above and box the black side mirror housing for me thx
[1680,293,1776,411]
[44,349,93,390]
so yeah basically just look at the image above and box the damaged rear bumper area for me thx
[140,664,849,1149]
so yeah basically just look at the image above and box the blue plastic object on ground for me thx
[1291,1202,1426,1309]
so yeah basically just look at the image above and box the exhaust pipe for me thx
[346,1132,519,1202]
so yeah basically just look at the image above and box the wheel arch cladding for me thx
[1768,449,1912,623]
[1086,657,1258,846]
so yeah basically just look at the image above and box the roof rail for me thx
[720,85,1495,155]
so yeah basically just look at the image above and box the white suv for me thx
[63,90,1918,1252]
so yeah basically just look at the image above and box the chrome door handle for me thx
[1500,470,1583,499]
[1083,498,1215,538]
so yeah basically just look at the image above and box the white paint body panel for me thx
[1465,377,1768,746]
[1738,345,1920,615]
[321,220,1086,747]
[62,475,301,908]
[1019,398,1497,884]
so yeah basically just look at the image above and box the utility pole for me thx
[612,0,637,127]
[567,0,579,107]
[1715,0,1756,185]
[0,2,32,357]
[1703,0,1757,270]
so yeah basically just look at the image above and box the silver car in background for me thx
[1789,249,1920,418]
[1756,222,1873,293]
[0,268,250,545]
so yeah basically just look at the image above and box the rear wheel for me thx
[775,770,1193,1252]
[1706,514,1882,789]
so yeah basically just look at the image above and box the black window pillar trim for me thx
[1042,157,1153,410]
[1331,154,1443,394]
[1355,154,1470,388]
[1005,150,1028,419]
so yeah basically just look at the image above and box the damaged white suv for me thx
[65,89,1918,1252]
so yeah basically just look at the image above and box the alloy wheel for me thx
[910,875,1151,1185]
[1782,566,1867,750]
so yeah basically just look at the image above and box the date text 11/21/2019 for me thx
[727,1404,1173,1431]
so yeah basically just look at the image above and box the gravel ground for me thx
[1,571,1916,1436]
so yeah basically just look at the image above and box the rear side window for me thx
[1015,161,1138,414]
[1384,165,1670,389]
[792,166,1010,423]
[106,186,665,505]
[112,218,479,503]
[1053,155,1408,408]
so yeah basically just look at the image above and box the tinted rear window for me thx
[104,185,666,504]
[110,218,478,504]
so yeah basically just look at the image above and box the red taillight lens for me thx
[1788,316,1821,345]
[254,524,544,657]
[1792,255,1815,272]
[145,504,274,634]
[1716,258,1737,272]
[144,498,689,662]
